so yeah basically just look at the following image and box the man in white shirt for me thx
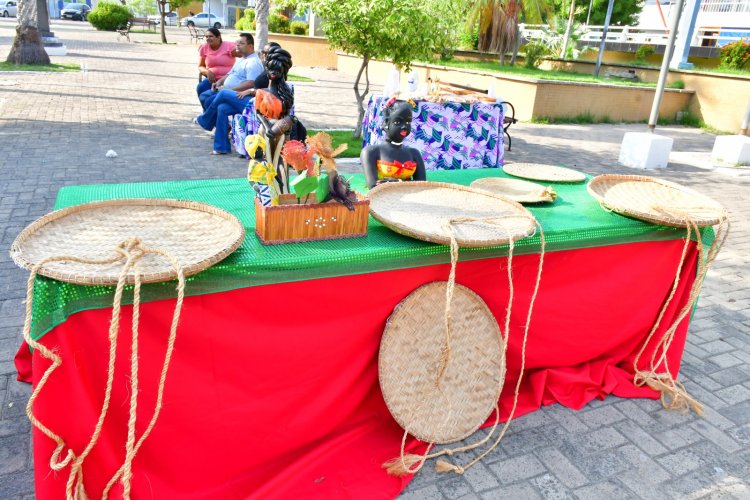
[195,32,265,154]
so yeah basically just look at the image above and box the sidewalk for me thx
[0,20,748,499]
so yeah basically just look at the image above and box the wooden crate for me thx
[255,193,370,244]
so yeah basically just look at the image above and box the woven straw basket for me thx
[10,198,245,285]
[368,181,536,247]
[379,282,505,444]
[503,163,586,183]
[471,177,556,204]
[587,174,726,228]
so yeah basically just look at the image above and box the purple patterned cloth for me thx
[361,96,504,170]
[232,84,295,158]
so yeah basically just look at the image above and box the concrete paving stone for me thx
[542,405,589,434]
[573,480,635,500]
[0,470,35,499]
[702,405,741,431]
[0,434,28,475]
[398,484,444,500]
[535,448,588,489]
[531,473,574,500]
[662,470,749,499]
[695,374,726,392]
[488,453,546,485]
[576,405,626,429]
[462,461,501,492]
[716,384,750,406]
[699,340,736,356]
[497,426,553,457]
[726,424,750,446]
[436,474,474,498]
[562,450,630,483]
[480,482,542,500]
[708,353,744,369]
[564,428,628,456]
[709,367,750,387]
[651,424,705,452]
[613,420,669,456]
[719,401,750,426]
[0,418,30,439]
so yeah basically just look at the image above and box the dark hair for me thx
[206,27,221,39]
[239,32,254,46]
[381,100,413,128]
[266,46,294,114]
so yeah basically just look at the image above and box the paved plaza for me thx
[0,19,749,499]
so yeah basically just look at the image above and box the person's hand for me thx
[206,70,216,83]
[237,89,254,99]
[211,81,222,92]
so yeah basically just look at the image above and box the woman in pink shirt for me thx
[197,28,237,104]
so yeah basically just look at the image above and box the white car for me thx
[181,13,224,29]
[148,12,179,26]
[0,0,17,17]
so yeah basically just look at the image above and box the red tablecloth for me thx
[17,239,697,499]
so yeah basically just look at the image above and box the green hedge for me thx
[88,1,132,31]
[268,13,290,34]
[290,20,308,35]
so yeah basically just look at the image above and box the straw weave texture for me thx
[503,163,586,183]
[379,282,505,444]
[471,177,555,203]
[11,199,245,285]
[368,182,535,247]
[587,175,726,228]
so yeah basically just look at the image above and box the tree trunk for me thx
[158,1,167,44]
[561,0,576,59]
[255,0,269,52]
[7,0,50,64]
[353,56,369,138]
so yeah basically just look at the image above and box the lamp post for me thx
[594,0,615,77]
[648,0,685,130]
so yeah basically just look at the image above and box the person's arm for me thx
[361,146,380,189]
[411,149,427,181]
[198,57,216,83]
[228,79,256,92]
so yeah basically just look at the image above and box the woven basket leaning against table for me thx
[10,198,245,499]
[368,181,546,477]
[588,174,729,416]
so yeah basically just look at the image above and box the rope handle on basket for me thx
[632,208,729,416]
[22,238,185,500]
[384,216,545,477]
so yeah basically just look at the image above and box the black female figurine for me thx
[361,99,426,189]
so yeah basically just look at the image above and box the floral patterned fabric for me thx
[361,96,504,170]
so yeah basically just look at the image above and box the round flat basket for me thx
[10,199,246,285]
[587,174,726,228]
[471,177,556,203]
[379,282,505,444]
[503,163,586,183]
[368,182,536,247]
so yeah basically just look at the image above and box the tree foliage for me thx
[88,1,132,31]
[297,0,463,135]
[127,0,156,17]
[550,0,643,26]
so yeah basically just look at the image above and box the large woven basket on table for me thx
[587,174,726,228]
[368,181,537,247]
[379,281,506,444]
[10,198,245,285]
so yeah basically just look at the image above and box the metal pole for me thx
[648,0,685,130]
[594,0,615,77]
[586,0,593,26]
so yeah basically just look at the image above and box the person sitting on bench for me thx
[196,28,237,108]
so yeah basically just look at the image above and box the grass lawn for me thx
[287,73,315,82]
[427,59,686,88]
[309,130,362,158]
[0,62,80,72]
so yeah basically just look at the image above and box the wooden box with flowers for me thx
[248,131,370,244]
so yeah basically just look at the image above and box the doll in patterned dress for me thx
[361,99,426,189]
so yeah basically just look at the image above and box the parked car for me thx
[0,0,17,17]
[61,3,91,21]
[148,11,179,26]
[180,12,224,29]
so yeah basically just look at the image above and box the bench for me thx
[187,24,205,44]
[499,101,518,151]
[116,21,132,42]
[130,17,157,31]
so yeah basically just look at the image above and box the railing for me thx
[519,23,750,47]
[700,0,750,14]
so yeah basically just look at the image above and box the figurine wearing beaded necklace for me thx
[361,99,426,189]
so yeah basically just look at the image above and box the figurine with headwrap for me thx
[361,98,426,189]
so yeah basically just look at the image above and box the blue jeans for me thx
[196,89,250,153]
[198,87,219,111]
[196,78,212,109]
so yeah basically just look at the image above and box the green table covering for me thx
[28,170,687,340]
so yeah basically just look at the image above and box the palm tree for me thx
[468,0,549,65]
[255,0,269,52]
[7,0,50,64]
